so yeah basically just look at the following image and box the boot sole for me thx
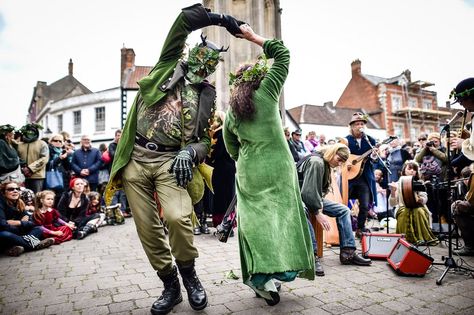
[189,299,207,311]
[150,295,183,315]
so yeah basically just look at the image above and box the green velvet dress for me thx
[223,39,315,296]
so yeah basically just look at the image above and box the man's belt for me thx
[135,132,180,152]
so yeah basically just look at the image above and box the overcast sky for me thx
[1,0,473,127]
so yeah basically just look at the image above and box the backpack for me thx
[420,154,442,178]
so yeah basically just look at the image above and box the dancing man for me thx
[105,4,245,315]
[298,143,372,273]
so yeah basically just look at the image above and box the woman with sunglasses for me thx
[0,181,55,256]
[46,134,72,205]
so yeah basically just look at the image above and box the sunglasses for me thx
[418,138,427,141]
[52,139,63,143]
[6,187,21,192]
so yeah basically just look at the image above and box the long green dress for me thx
[223,39,315,296]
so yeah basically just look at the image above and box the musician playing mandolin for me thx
[298,143,372,267]
[345,112,378,238]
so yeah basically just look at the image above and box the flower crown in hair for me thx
[229,55,269,87]
[450,87,474,101]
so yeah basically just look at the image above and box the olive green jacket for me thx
[105,4,216,204]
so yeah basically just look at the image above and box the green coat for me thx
[105,4,215,204]
[223,39,315,283]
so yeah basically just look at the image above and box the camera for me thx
[62,149,67,154]
[426,141,435,147]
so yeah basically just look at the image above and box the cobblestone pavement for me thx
[1,218,473,315]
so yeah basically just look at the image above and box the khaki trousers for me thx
[122,158,198,274]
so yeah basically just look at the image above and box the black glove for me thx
[168,147,195,188]
[209,13,246,37]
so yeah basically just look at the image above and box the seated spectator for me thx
[0,181,54,256]
[87,192,106,227]
[392,161,438,245]
[0,124,24,185]
[57,178,99,239]
[33,190,74,244]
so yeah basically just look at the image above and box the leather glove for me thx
[169,147,195,188]
[209,13,246,37]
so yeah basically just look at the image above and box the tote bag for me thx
[45,168,64,190]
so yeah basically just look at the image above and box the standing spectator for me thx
[108,129,130,217]
[415,132,448,223]
[46,134,72,205]
[0,181,54,256]
[71,135,102,192]
[16,123,49,193]
[97,143,111,195]
[209,110,236,228]
[0,124,24,185]
[223,24,314,305]
[387,137,411,183]
[290,129,308,161]
[304,131,318,153]
[319,133,327,147]
[284,127,299,162]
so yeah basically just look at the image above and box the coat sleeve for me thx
[28,142,49,174]
[300,156,325,214]
[259,39,290,103]
[222,113,240,161]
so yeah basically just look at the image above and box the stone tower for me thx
[202,0,282,112]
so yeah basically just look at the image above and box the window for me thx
[57,114,63,132]
[391,95,402,111]
[95,107,105,132]
[394,123,404,139]
[73,111,81,135]
[410,127,418,140]
[423,99,432,110]
[408,97,418,108]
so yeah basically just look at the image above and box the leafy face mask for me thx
[187,45,220,84]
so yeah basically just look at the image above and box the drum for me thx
[400,176,426,208]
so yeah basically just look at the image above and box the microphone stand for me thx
[434,123,473,285]
[365,135,392,233]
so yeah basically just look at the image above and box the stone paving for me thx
[1,218,473,315]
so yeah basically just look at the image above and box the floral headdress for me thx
[187,34,228,76]
[229,55,269,87]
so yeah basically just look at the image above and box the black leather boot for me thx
[200,213,210,234]
[340,247,372,266]
[77,224,97,240]
[151,266,182,315]
[177,261,207,311]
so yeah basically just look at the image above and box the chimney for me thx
[68,58,73,76]
[446,101,451,109]
[351,59,361,77]
[121,47,136,84]
[403,69,411,83]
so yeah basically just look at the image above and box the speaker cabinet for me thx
[361,233,404,259]
[387,238,434,277]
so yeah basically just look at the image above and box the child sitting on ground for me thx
[87,192,107,227]
[33,190,74,244]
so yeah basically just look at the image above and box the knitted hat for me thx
[349,112,368,125]
[427,132,441,141]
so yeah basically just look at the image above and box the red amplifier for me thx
[387,238,434,277]
[361,233,404,259]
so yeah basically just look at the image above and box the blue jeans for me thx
[322,199,356,249]
[0,226,44,251]
[112,190,128,212]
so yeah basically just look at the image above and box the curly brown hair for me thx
[229,64,263,121]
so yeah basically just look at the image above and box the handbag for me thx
[45,167,64,190]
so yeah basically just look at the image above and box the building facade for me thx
[336,59,451,142]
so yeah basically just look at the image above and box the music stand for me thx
[434,123,473,285]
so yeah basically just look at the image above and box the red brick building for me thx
[336,59,452,142]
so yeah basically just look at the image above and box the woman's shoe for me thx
[5,246,24,257]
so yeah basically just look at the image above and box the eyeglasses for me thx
[6,187,21,192]
[418,138,427,141]
[52,139,62,143]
